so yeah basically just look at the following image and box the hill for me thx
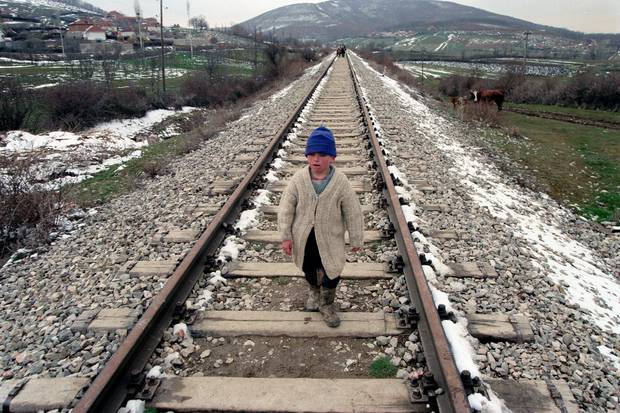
[240,0,554,41]
[239,0,620,60]
[0,0,104,22]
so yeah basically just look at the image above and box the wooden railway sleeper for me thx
[2,379,28,413]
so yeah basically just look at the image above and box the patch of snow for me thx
[598,345,620,370]
[1,107,197,187]
[119,400,145,413]
[207,270,227,287]
[146,366,163,379]
[89,107,196,141]
[270,83,295,101]
[217,236,245,264]
[172,323,190,340]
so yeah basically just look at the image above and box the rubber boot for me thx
[305,284,320,311]
[319,287,340,328]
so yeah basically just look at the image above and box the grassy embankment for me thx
[494,105,619,221]
[71,117,198,206]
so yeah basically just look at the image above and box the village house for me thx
[105,11,126,21]
[66,18,95,39]
[143,17,159,32]
[84,25,107,42]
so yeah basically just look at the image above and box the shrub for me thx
[301,48,318,62]
[44,81,106,129]
[102,86,150,118]
[0,155,63,252]
[264,44,285,79]
[462,102,501,126]
[175,134,204,155]
[0,78,34,131]
[141,158,170,178]
[395,70,418,89]
[181,74,263,108]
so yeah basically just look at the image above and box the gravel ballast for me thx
[0,59,330,383]
[348,53,619,412]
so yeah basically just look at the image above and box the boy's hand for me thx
[282,240,293,256]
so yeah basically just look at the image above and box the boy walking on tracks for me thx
[278,126,364,328]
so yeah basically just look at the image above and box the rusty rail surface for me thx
[72,55,336,413]
[347,54,470,413]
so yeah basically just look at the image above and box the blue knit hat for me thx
[305,126,336,157]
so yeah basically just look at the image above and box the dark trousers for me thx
[302,229,340,289]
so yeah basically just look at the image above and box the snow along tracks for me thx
[72,55,472,412]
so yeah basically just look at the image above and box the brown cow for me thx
[470,89,505,111]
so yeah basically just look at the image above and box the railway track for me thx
[67,54,476,412]
[0,52,607,413]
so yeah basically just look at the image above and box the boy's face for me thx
[306,152,335,176]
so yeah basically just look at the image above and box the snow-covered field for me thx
[0,107,196,187]
[399,60,578,79]
[0,62,189,89]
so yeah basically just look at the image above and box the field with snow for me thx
[345,30,618,64]
[398,59,582,79]
[0,107,197,187]
[0,50,257,89]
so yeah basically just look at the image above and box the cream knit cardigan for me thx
[278,166,364,279]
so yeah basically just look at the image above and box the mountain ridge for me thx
[239,0,602,41]
[1,0,104,21]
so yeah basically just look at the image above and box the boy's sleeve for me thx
[342,181,364,248]
[278,179,297,241]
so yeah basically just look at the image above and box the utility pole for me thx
[523,31,532,73]
[58,16,66,59]
[186,0,193,59]
[134,0,144,57]
[160,0,166,93]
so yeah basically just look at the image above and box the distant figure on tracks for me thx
[278,126,364,328]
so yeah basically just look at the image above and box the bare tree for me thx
[189,16,209,31]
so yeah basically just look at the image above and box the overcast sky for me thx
[91,0,620,34]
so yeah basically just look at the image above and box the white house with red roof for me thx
[66,18,93,39]
[84,25,107,41]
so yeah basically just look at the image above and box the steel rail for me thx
[72,55,336,413]
[346,54,470,412]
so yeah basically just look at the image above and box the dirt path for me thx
[506,107,620,130]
